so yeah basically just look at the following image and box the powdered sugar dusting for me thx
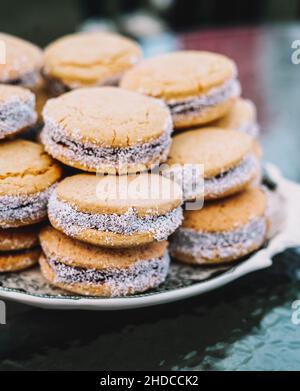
[48,192,183,241]
[0,95,37,138]
[169,218,267,263]
[47,251,170,297]
[0,184,56,228]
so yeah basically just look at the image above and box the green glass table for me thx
[1,24,300,371]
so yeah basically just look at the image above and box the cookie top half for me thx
[121,51,237,101]
[53,173,182,216]
[183,187,267,233]
[0,139,61,196]
[167,127,253,178]
[0,33,43,84]
[43,87,172,147]
[43,31,142,88]
[40,226,167,270]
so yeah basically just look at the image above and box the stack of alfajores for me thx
[0,31,270,297]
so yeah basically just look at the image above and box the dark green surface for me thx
[1,24,300,371]
[0,251,300,370]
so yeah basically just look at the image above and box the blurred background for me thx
[0,0,300,45]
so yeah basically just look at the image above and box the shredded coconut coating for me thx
[0,96,37,138]
[169,218,267,263]
[167,77,240,116]
[47,251,170,297]
[0,184,56,228]
[164,154,258,201]
[48,192,183,241]
[204,154,258,198]
[41,118,172,172]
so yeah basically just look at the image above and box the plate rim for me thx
[0,162,297,310]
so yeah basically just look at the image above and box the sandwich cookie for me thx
[165,128,260,201]
[0,225,41,272]
[169,187,269,265]
[43,31,142,94]
[0,33,43,88]
[0,139,62,228]
[211,98,259,138]
[0,85,37,140]
[121,51,240,129]
[48,173,183,247]
[41,87,172,174]
[39,226,170,297]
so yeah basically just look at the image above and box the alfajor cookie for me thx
[39,226,170,297]
[0,139,62,228]
[0,85,37,139]
[48,173,183,247]
[41,87,172,174]
[0,224,41,272]
[169,187,269,265]
[43,31,142,94]
[164,128,260,201]
[121,51,240,129]
[210,98,259,138]
[0,33,43,88]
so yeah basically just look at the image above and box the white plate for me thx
[0,163,299,310]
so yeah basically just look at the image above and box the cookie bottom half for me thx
[39,251,170,297]
[169,217,267,265]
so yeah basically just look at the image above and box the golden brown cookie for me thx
[169,187,268,265]
[0,84,37,140]
[41,87,172,174]
[164,127,260,201]
[0,247,40,273]
[210,98,259,138]
[0,139,62,228]
[43,31,142,93]
[121,51,240,129]
[0,33,42,88]
[48,173,183,247]
[39,226,170,297]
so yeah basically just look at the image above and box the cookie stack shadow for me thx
[0,31,271,297]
